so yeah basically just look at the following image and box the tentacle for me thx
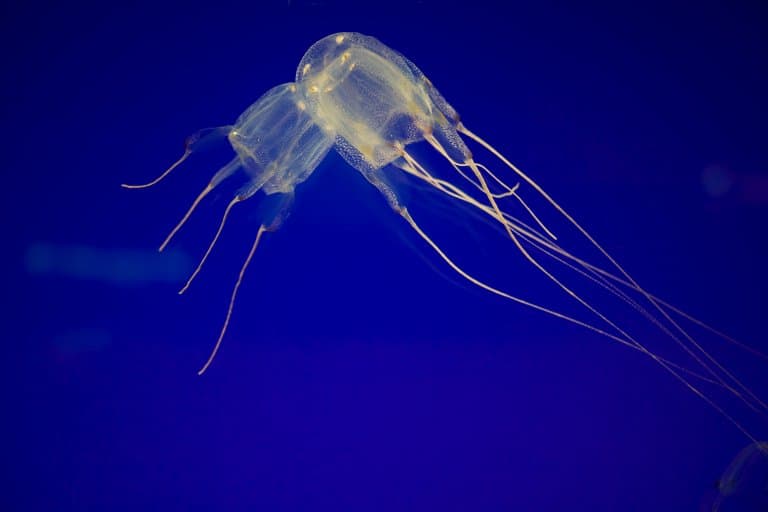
[399,204,762,446]
[179,181,269,295]
[486,200,768,365]
[159,157,240,252]
[398,147,767,430]
[121,126,232,189]
[123,149,192,190]
[424,133,557,240]
[398,151,767,412]
[198,224,269,376]
[179,196,241,295]
[457,123,767,414]
[423,133,518,198]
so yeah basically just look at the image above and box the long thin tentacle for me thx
[399,205,762,446]
[179,196,242,295]
[122,126,232,189]
[159,158,240,252]
[198,224,269,375]
[457,124,766,414]
[160,184,213,252]
[425,134,557,240]
[396,155,767,413]
[487,198,768,364]
[122,150,191,189]
[179,181,267,295]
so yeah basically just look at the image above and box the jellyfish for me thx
[125,82,336,373]
[124,32,765,443]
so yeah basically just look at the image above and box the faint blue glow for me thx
[53,328,112,354]
[25,242,192,286]
[701,164,733,198]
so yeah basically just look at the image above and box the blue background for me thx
[4,1,768,510]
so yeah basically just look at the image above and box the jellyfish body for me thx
[229,82,335,197]
[295,32,474,209]
[124,32,765,443]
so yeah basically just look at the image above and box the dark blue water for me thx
[5,2,767,510]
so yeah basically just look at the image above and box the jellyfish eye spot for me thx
[302,63,311,76]
[335,35,345,44]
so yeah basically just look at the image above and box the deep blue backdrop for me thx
[4,1,767,510]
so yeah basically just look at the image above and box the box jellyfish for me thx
[125,82,335,374]
[124,32,765,445]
